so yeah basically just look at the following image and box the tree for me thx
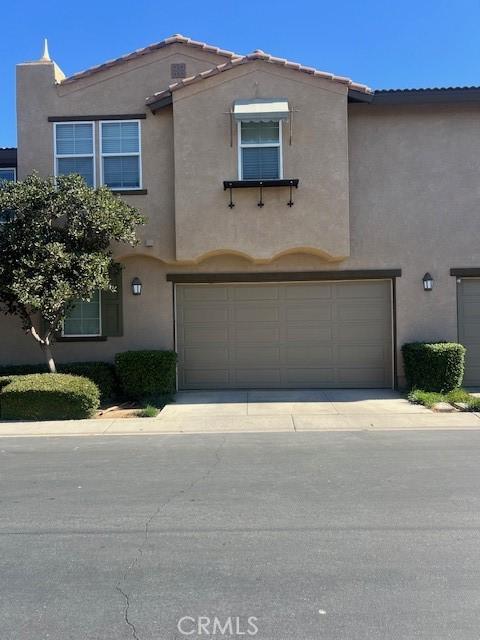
[0,173,145,372]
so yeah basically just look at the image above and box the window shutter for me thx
[101,266,123,337]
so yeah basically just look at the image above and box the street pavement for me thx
[0,431,479,639]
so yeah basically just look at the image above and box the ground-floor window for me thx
[63,291,101,337]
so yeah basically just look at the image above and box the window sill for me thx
[56,336,107,342]
[111,188,148,195]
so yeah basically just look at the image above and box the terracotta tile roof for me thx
[145,49,372,105]
[60,34,242,86]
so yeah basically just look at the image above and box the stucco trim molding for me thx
[166,269,402,283]
[450,268,480,277]
[48,114,147,122]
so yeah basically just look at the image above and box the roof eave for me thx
[148,94,173,113]
[370,87,480,105]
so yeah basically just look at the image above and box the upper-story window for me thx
[0,168,16,182]
[238,120,282,180]
[234,99,288,181]
[54,122,95,186]
[53,120,142,191]
[100,121,141,190]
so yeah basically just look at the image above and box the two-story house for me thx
[4,34,480,390]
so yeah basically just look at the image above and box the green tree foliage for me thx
[0,173,144,371]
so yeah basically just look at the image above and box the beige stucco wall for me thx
[7,44,480,386]
[16,44,230,262]
[172,62,350,261]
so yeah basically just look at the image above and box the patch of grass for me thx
[445,388,471,404]
[465,396,480,412]
[407,389,445,408]
[408,387,478,411]
[137,404,160,418]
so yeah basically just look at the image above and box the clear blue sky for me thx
[2,0,480,147]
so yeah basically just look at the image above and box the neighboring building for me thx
[3,34,480,388]
[0,148,17,182]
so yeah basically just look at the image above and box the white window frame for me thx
[53,121,96,187]
[237,120,283,180]
[62,291,102,338]
[100,120,142,190]
[0,167,16,182]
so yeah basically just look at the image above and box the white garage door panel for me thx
[176,281,393,389]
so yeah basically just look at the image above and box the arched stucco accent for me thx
[114,246,347,265]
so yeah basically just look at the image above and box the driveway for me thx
[158,389,480,432]
[1,431,480,639]
[162,389,429,416]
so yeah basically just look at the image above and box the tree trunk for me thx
[30,320,57,373]
[41,341,57,373]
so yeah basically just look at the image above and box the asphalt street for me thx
[0,431,479,639]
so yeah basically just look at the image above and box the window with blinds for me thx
[239,120,281,180]
[55,122,95,186]
[0,168,16,182]
[101,121,141,189]
[63,291,101,336]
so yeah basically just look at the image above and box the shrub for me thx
[0,362,117,400]
[402,342,466,392]
[58,362,116,400]
[1,374,100,420]
[115,350,177,399]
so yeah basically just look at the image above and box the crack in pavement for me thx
[116,585,140,640]
[115,436,227,639]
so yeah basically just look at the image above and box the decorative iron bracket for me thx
[223,179,299,209]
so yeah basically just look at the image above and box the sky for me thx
[2,0,480,146]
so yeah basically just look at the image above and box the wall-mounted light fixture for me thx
[131,277,142,296]
[422,272,433,292]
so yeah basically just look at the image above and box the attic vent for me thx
[171,63,186,79]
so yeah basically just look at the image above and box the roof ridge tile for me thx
[145,51,372,105]
[61,34,242,85]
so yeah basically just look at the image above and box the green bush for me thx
[115,350,177,399]
[1,374,100,420]
[58,362,116,400]
[0,362,117,400]
[402,342,466,392]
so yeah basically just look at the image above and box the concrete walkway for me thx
[1,389,480,436]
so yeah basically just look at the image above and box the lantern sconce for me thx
[422,272,433,292]
[131,277,142,296]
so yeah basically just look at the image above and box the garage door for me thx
[458,278,480,385]
[175,281,393,389]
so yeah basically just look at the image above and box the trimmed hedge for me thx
[402,342,466,392]
[58,362,116,400]
[0,362,117,400]
[0,374,100,420]
[115,350,177,398]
